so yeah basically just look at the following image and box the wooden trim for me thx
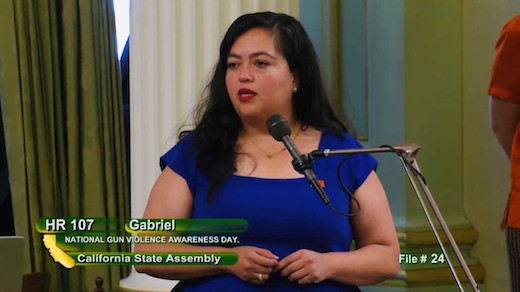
[397,226,479,247]
[404,263,486,286]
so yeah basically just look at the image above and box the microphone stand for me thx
[308,144,480,292]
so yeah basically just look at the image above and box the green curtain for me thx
[0,0,129,291]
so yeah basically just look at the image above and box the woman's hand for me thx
[226,246,279,284]
[275,249,329,284]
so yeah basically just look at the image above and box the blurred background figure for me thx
[488,14,520,292]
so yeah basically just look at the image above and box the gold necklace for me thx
[249,127,301,159]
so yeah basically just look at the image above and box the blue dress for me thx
[160,131,377,291]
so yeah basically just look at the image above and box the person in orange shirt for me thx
[489,14,520,292]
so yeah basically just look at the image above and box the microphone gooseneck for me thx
[265,114,330,205]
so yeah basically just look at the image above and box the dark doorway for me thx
[0,103,15,235]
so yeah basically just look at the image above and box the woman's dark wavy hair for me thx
[182,11,349,201]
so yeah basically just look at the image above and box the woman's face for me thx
[225,27,297,125]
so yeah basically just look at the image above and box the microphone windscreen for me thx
[266,114,291,141]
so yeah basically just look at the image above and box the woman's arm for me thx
[489,96,520,159]
[276,171,400,285]
[134,167,279,282]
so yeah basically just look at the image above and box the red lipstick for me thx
[238,88,257,102]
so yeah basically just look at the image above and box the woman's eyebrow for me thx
[227,51,276,60]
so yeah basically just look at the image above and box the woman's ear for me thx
[292,73,299,93]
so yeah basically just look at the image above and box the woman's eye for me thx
[255,60,268,68]
[227,62,238,69]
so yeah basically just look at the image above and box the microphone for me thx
[266,114,330,205]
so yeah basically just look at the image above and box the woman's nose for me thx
[238,65,254,82]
